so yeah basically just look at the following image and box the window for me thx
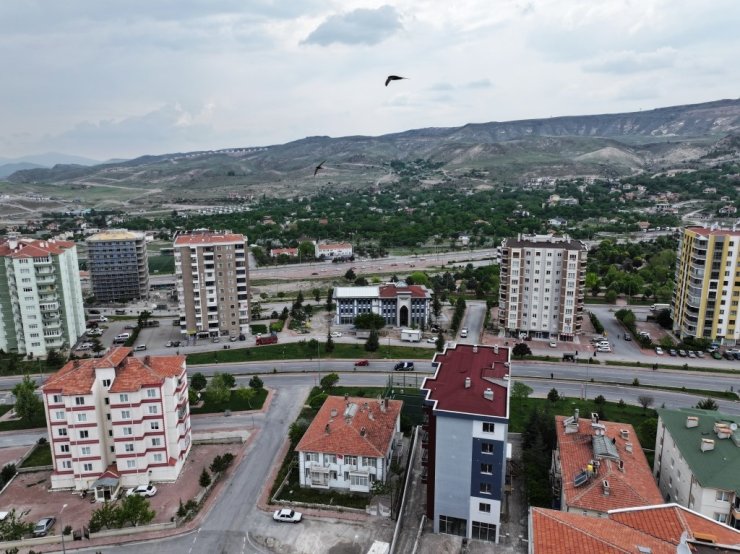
[480,483,492,494]
[153,453,163,462]
[479,502,491,513]
[148,405,158,415]
[121,410,131,419]
[151,437,162,446]
[126,460,136,469]
[714,512,729,524]
[123,427,133,436]
[439,515,467,537]
[125,443,134,452]
[58,428,67,436]
[482,422,495,433]
[350,474,368,487]
[81,446,91,456]
[147,389,157,398]
[60,444,69,453]
[62,460,72,469]
[150,421,160,430]
[83,463,93,472]
[305,452,319,462]
[75,397,85,406]
[102,379,111,387]
[52,394,62,403]
[481,442,494,454]
[119,394,129,402]
[77,413,87,422]
[481,463,493,474]
[55,411,65,420]
[716,490,731,502]
[345,455,358,466]
[362,457,374,467]
[79,430,89,439]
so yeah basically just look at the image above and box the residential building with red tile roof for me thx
[420,344,512,544]
[552,412,663,517]
[0,234,85,358]
[41,347,192,498]
[334,282,431,327]
[174,230,249,339]
[295,395,402,493]
[269,247,298,258]
[314,241,353,259]
[529,504,740,553]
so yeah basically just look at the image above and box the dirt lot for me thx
[0,444,240,535]
[0,445,32,469]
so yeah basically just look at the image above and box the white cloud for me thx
[302,6,402,46]
[583,47,678,74]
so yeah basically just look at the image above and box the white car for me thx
[549,340,557,348]
[426,337,436,343]
[330,331,342,338]
[87,329,103,337]
[127,484,157,497]
[273,508,302,523]
[655,346,664,355]
[460,328,468,338]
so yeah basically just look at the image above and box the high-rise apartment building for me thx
[174,231,249,338]
[86,230,149,302]
[0,235,85,357]
[421,344,511,543]
[42,348,191,496]
[498,234,587,341]
[672,226,740,343]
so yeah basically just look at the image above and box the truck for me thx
[651,303,670,312]
[256,334,278,346]
[400,329,422,342]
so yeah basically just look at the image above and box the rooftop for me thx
[295,395,402,458]
[422,344,510,419]
[317,242,352,250]
[174,231,245,246]
[0,238,76,259]
[555,414,663,514]
[531,504,740,553]
[502,233,586,251]
[657,408,740,494]
[87,229,145,242]
[378,283,430,299]
[42,348,185,395]
[685,225,740,238]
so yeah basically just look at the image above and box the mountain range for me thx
[0,152,102,178]
[4,99,740,200]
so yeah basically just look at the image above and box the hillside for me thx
[5,98,740,204]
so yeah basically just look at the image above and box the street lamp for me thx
[60,503,68,554]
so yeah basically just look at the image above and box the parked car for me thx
[393,361,415,371]
[134,344,147,351]
[124,324,137,330]
[33,517,56,537]
[230,336,238,342]
[127,484,157,497]
[330,331,342,338]
[426,337,436,343]
[678,350,688,357]
[211,336,220,343]
[354,359,369,367]
[711,351,722,360]
[696,351,705,358]
[87,328,103,337]
[273,508,302,523]
[624,334,632,341]
[724,351,735,360]
[668,349,677,357]
[549,340,557,348]
[655,347,664,355]
[165,341,173,347]
[687,351,696,358]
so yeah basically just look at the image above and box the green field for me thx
[20,443,52,468]
[148,254,175,274]
[190,387,268,415]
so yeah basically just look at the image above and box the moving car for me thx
[134,344,147,351]
[127,484,157,497]
[354,359,369,367]
[426,337,436,343]
[33,517,56,537]
[623,334,632,341]
[460,328,468,338]
[330,331,342,338]
[393,361,415,371]
[273,508,302,523]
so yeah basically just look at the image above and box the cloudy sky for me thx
[1,0,738,161]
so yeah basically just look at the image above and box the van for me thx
[115,333,131,341]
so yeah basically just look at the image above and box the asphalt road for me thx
[458,300,486,344]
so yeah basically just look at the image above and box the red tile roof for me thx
[0,238,76,259]
[317,242,352,250]
[174,232,245,246]
[556,416,663,514]
[531,504,740,553]
[296,396,402,458]
[422,344,510,418]
[42,348,184,395]
[378,284,429,298]
[686,226,740,237]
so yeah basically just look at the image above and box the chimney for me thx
[473,344,478,353]
[360,427,366,437]
[7,232,18,250]
[620,429,629,440]
[325,423,330,434]
[574,408,580,422]
[701,438,715,452]
[493,344,499,355]
[602,480,610,496]
[464,377,471,389]
[330,408,337,418]
[369,412,374,421]
[618,460,625,472]
[483,388,494,401]
[686,416,699,428]
[625,442,633,453]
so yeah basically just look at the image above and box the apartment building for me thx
[551,411,662,517]
[41,347,192,497]
[174,231,249,338]
[86,229,149,302]
[654,408,740,529]
[672,226,740,343]
[498,234,587,341]
[295,395,403,493]
[421,344,511,543]
[0,235,85,357]
[334,283,431,327]
[315,241,353,260]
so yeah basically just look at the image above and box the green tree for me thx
[354,313,386,329]
[365,329,379,352]
[0,508,34,541]
[91,337,105,354]
[435,331,445,352]
[289,419,310,445]
[432,293,442,320]
[117,494,155,527]
[190,372,207,392]
[88,501,120,532]
[45,349,65,369]
[695,397,719,411]
[249,375,264,389]
[325,334,335,353]
[605,289,618,303]
[637,417,658,451]
[585,272,600,295]
[220,372,236,389]
[344,268,356,281]
[12,375,43,423]
[205,373,231,406]
[235,386,256,409]
[320,372,340,392]
[136,310,151,329]
[298,241,315,261]
[199,468,212,488]
[512,343,532,359]
[313,288,321,302]
[511,381,533,403]
[547,388,560,403]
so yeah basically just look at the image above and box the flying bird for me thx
[314,160,326,177]
[385,75,407,87]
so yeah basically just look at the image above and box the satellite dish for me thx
[731,423,738,431]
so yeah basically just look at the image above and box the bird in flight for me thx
[385,75,407,87]
[314,160,326,177]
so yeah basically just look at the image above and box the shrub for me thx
[199,468,212,488]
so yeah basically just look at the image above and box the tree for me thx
[432,293,442,320]
[325,334,335,353]
[205,373,231,406]
[354,313,385,330]
[594,394,606,406]
[0,508,34,541]
[88,501,120,532]
[313,288,321,302]
[637,417,658,451]
[320,372,340,392]
[91,338,105,354]
[637,395,654,413]
[605,289,618,303]
[289,419,310,445]
[547,388,560,403]
[12,375,43,423]
[344,268,356,281]
[435,331,445,352]
[365,329,379,352]
[190,372,207,392]
[235,386,256,409]
[325,287,334,311]
[117,494,155,527]
[199,468,212,488]
[512,343,532,359]
[249,375,264,390]
[45,349,65,369]
[695,397,719,411]
[511,382,533,403]
[136,310,151,329]
[219,372,236,389]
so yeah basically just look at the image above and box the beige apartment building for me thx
[174,231,249,339]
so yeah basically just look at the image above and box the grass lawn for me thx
[187,342,435,365]
[189,387,268,415]
[20,443,52,468]
[148,255,175,274]
[0,406,47,432]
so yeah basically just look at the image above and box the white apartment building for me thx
[498,234,587,341]
[0,235,86,357]
[315,241,353,260]
[654,408,740,529]
[174,231,250,338]
[42,347,192,498]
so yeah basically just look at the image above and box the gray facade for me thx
[87,230,149,302]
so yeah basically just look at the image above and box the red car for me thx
[354,359,369,367]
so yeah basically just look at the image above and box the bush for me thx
[309,392,328,410]
[589,312,604,334]
[249,375,264,390]
[199,468,212,488]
